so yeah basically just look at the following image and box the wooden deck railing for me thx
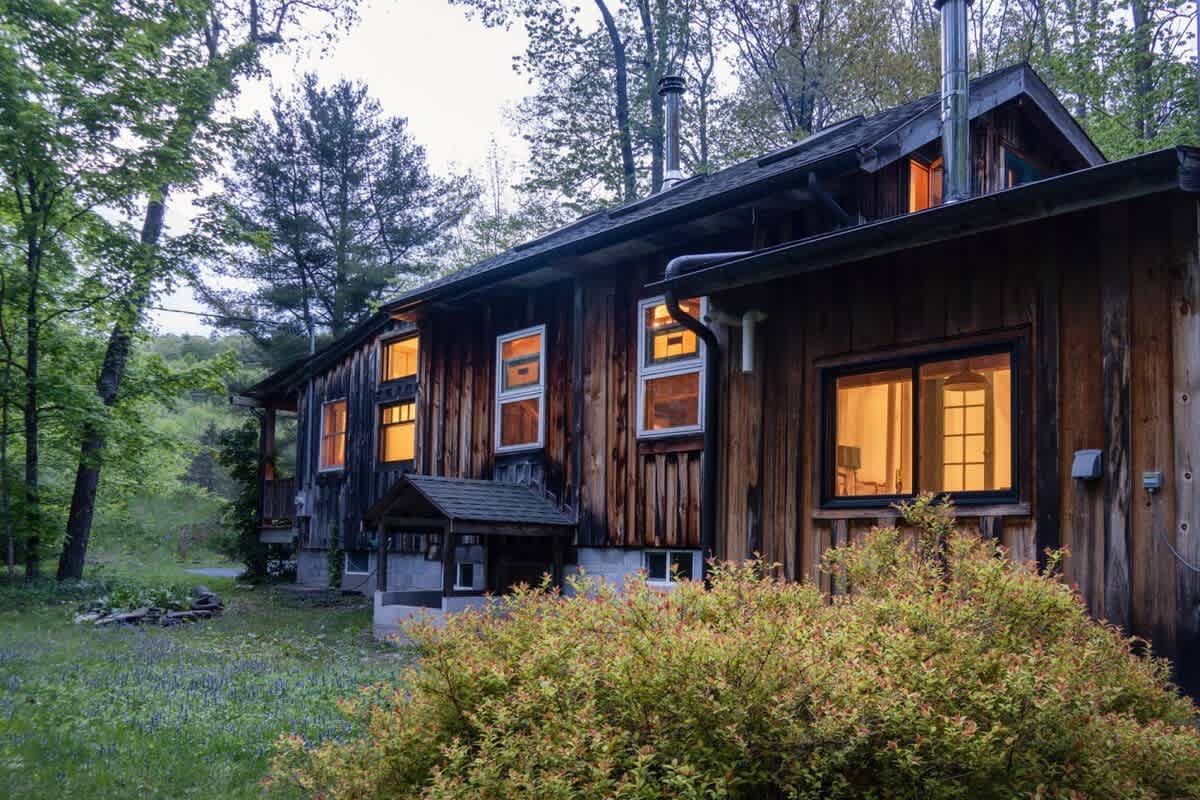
[261,477,297,522]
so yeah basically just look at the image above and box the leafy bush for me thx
[271,496,1200,799]
[89,581,193,613]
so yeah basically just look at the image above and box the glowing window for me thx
[319,400,347,471]
[638,296,705,437]
[379,401,415,464]
[495,326,544,452]
[828,348,1015,503]
[909,157,943,212]
[381,336,419,382]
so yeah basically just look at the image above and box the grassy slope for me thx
[0,562,406,799]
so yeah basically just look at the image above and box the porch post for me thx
[552,532,565,589]
[441,524,455,599]
[377,525,389,593]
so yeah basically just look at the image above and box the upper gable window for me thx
[382,336,419,383]
[319,399,348,471]
[908,157,943,212]
[1004,148,1045,188]
[637,296,705,437]
[495,325,545,452]
[826,346,1016,505]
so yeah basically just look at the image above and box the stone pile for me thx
[78,585,225,627]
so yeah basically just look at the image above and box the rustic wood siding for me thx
[295,318,416,552]
[710,193,1200,674]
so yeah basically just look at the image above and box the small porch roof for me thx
[365,474,577,536]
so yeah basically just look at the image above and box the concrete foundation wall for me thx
[385,554,443,592]
[296,549,328,588]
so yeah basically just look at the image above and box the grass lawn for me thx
[0,555,407,799]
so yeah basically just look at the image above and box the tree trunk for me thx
[637,0,664,193]
[1129,0,1154,143]
[3,361,11,581]
[57,195,165,580]
[23,235,40,579]
[596,0,637,202]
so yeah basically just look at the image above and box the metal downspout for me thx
[662,252,750,578]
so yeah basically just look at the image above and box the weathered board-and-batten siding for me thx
[707,193,1200,673]
[296,317,415,554]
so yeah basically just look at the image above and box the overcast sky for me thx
[152,0,531,336]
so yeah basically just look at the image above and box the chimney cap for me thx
[657,75,685,96]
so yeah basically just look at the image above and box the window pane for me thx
[346,552,369,573]
[458,562,474,588]
[919,352,1012,493]
[498,397,540,448]
[643,371,700,431]
[909,159,930,211]
[501,333,541,391]
[380,401,415,463]
[645,299,700,366]
[646,551,668,581]
[833,368,912,497]
[669,551,693,581]
[383,337,419,382]
[321,401,347,469]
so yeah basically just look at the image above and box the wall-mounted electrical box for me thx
[1143,471,1164,493]
[1071,449,1103,481]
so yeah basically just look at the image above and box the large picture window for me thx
[379,401,415,464]
[825,346,1016,506]
[637,296,705,437]
[495,325,545,452]
[381,336,419,383]
[319,399,348,471]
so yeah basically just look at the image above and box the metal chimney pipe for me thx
[658,75,685,191]
[934,0,973,202]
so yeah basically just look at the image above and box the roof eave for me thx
[380,147,865,316]
[649,146,1198,297]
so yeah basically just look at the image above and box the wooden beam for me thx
[1101,204,1133,630]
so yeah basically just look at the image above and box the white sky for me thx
[152,0,531,335]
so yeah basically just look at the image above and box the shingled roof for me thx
[366,475,577,529]
[382,64,1099,316]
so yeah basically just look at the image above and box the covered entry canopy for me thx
[365,474,577,536]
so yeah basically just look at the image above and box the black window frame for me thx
[380,334,420,385]
[820,339,1023,510]
[377,399,416,467]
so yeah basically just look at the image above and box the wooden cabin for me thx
[238,56,1200,691]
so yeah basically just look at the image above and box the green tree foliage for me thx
[272,496,1200,799]
[198,75,477,363]
[216,417,268,579]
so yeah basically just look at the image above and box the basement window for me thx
[637,296,706,437]
[344,552,370,575]
[645,550,696,584]
[495,325,545,452]
[381,336,419,382]
[824,345,1017,506]
[379,401,415,464]
[908,157,943,212]
[319,399,347,471]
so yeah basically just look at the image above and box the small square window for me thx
[345,552,369,574]
[644,550,695,584]
[382,337,419,382]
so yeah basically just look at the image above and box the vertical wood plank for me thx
[1172,197,1200,690]
[1036,222,1062,569]
[1101,203,1133,631]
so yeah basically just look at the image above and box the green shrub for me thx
[90,581,193,613]
[271,496,1200,799]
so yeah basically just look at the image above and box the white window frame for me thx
[318,398,348,473]
[344,551,370,575]
[637,296,707,438]
[455,560,480,591]
[494,324,546,453]
[643,549,698,585]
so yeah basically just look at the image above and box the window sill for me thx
[376,459,414,472]
[495,444,543,456]
[812,501,1031,520]
[637,434,703,455]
